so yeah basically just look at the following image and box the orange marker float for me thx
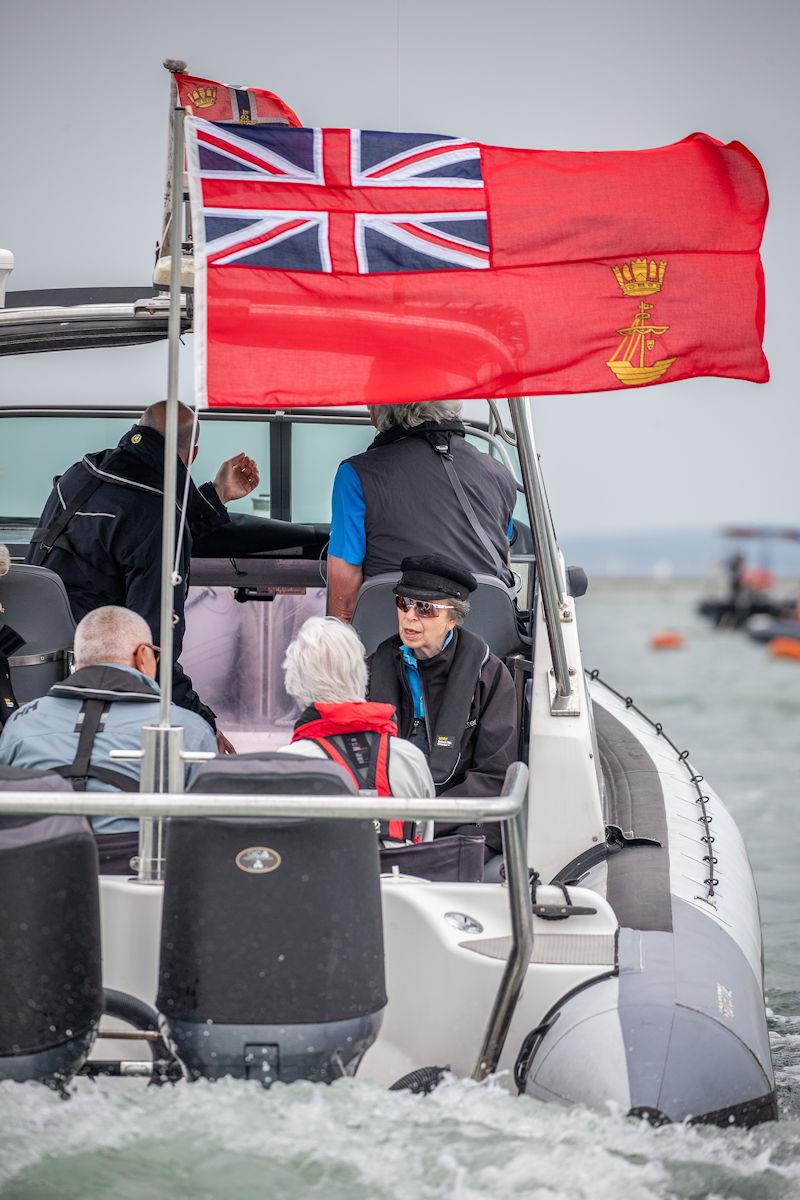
[769,637,800,660]
[649,631,685,650]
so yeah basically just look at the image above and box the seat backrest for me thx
[187,751,358,797]
[161,752,385,1047]
[352,572,525,659]
[0,564,75,705]
[0,764,101,1083]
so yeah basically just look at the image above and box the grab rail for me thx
[508,397,573,704]
[0,762,531,1081]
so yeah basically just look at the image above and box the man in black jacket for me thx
[27,403,258,749]
[367,555,518,855]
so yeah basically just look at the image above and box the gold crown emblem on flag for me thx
[612,257,667,297]
[186,85,218,109]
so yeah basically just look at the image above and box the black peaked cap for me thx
[394,555,477,601]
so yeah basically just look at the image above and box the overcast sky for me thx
[1,0,796,535]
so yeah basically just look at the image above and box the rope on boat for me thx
[587,670,718,903]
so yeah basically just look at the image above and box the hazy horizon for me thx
[1,0,796,535]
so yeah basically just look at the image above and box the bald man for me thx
[27,403,259,749]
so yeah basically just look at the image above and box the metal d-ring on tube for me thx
[472,762,533,1080]
[508,397,572,700]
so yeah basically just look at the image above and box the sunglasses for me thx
[136,642,161,664]
[395,596,454,619]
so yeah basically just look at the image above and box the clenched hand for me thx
[213,453,260,504]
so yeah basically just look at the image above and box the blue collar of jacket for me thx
[401,631,454,718]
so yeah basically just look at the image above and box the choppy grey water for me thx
[1,582,798,1199]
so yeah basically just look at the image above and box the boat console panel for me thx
[157,754,386,1085]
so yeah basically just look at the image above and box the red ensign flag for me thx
[185,120,768,409]
[177,73,301,127]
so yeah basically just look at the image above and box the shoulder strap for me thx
[0,624,23,727]
[437,451,506,575]
[313,732,414,842]
[312,734,362,791]
[52,697,139,793]
[28,471,106,565]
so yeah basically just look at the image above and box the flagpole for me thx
[159,103,186,725]
[129,101,188,883]
[158,59,187,265]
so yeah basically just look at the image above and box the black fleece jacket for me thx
[27,425,229,728]
[368,628,518,852]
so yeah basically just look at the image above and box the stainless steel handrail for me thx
[0,788,523,820]
[508,397,572,700]
[0,302,182,326]
[472,776,532,1080]
[0,762,531,1079]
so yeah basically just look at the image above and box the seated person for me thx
[0,605,216,873]
[277,617,434,835]
[367,555,518,858]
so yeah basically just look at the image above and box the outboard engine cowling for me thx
[0,766,102,1086]
[157,754,386,1086]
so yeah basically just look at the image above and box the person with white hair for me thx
[0,605,216,873]
[277,616,434,823]
[327,400,518,621]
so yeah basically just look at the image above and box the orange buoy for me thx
[649,631,685,650]
[769,636,800,660]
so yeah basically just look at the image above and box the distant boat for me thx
[698,526,800,629]
[746,614,800,644]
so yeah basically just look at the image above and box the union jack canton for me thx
[189,119,491,274]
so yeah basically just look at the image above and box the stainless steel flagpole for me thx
[158,60,187,264]
[159,105,185,724]
[133,103,187,882]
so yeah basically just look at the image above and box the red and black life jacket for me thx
[291,701,416,842]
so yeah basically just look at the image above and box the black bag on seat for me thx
[157,753,386,1085]
[0,766,102,1087]
[380,834,485,882]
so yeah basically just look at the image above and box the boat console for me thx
[0,768,102,1088]
[157,755,386,1084]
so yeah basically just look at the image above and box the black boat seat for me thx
[158,753,386,1086]
[0,564,75,704]
[0,765,102,1087]
[352,571,525,659]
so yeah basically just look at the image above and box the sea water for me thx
[1,581,798,1199]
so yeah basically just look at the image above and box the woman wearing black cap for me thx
[367,554,518,858]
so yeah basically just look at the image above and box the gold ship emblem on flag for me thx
[606,257,677,386]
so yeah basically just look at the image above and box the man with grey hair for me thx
[0,605,216,872]
[327,400,518,621]
[277,616,434,808]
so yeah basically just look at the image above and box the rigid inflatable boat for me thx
[0,389,776,1122]
[0,95,775,1124]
